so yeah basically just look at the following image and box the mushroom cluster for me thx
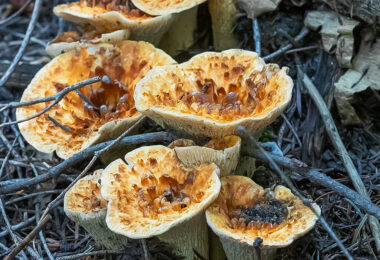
[14,2,321,258]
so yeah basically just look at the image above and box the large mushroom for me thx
[206,176,320,260]
[53,0,174,45]
[64,170,129,248]
[16,41,176,159]
[100,145,221,259]
[134,49,293,138]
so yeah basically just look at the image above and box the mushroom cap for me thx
[100,145,221,239]
[64,170,107,220]
[134,49,293,138]
[206,176,320,248]
[131,0,206,16]
[46,29,130,57]
[16,41,176,159]
[169,135,241,176]
[53,1,174,44]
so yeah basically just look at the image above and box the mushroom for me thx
[130,0,206,15]
[53,0,174,45]
[64,170,129,248]
[206,175,320,260]
[46,29,130,57]
[134,50,293,138]
[16,41,176,159]
[100,145,221,259]
[168,135,241,176]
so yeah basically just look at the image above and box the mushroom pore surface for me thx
[207,176,319,246]
[66,171,107,214]
[139,52,289,123]
[101,146,219,235]
[51,30,104,43]
[79,0,150,18]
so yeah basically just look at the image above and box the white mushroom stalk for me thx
[64,170,129,249]
[206,176,320,260]
[100,145,221,259]
[169,135,241,176]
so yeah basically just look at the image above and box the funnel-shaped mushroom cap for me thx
[100,145,221,239]
[16,41,176,159]
[46,29,130,57]
[206,176,320,247]
[135,50,293,138]
[64,170,106,219]
[53,1,173,44]
[169,135,241,176]
[131,0,206,15]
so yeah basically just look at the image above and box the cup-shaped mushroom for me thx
[135,50,293,138]
[169,135,241,176]
[53,1,174,45]
[16,41,176,159]
[64,170,130,248]
[46,29,130,57]
[130,0,206,16]
[100,145,221,259]
[206,176,320,260]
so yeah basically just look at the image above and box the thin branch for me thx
[263,27,309,61]
[0,133,19,178]
[56,250,124,260]
[4,214,52,260]
[0,0,42,88]
[297,60,380,253]
[238,126,354,260]
[35,204,54,260]
[253,18,261,56]
[0,0,33,25]
[0,131,175,194]
[281,114,302,147]
[0,216,36,238]
[0,76,102,128]
[5,190,63,205]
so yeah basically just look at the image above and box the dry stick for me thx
[262,27,309,61]
[280,114,302,147]
[252,18,261,56]
[56,250,124,260]
[0,0,42,88]
[4,214,52,260]
[246,149,380,219]
[0,133,20,178]
[141,239,151,260]
[5,190,63,205]
[0,76,102,128]
[297,65,380,253]
[0,216,36,238]
[35,204,54,260]
[0,131,174,194]
[40,116,146,220]
[0,0,33,25]
[238,126,354,260]
[0,198,28,260]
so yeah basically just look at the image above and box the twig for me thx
[253,18,261,56]
[47,116,72,133]
[5,190,63,205]
[281,114,302,147]
[56,250,124,260]
[0,0,33,25]
[263,27,309,61]
[0,216,36,238]
[0,131,174,194]
[238,126,354,260]
[0,76,102,128]
[4,214,52,260]
[40,116,146,220]
[141,239,150,260]
[246,149,380,219]
[35,204,54,260]
[0,0,42,88]
[297,62,380,253]
[0,133,19,178]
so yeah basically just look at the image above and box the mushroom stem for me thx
[157,212,209,259]
[159,6,199,56]
[208,0,238,51]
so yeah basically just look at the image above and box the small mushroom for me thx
[64,170,129,248]
[100,145,221,259]
[53,0,174,45]
[169,135,241,176]
[16,41,176,159]
[135,50,293,138]
[46,29,130,57]
[206,176,320,260]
